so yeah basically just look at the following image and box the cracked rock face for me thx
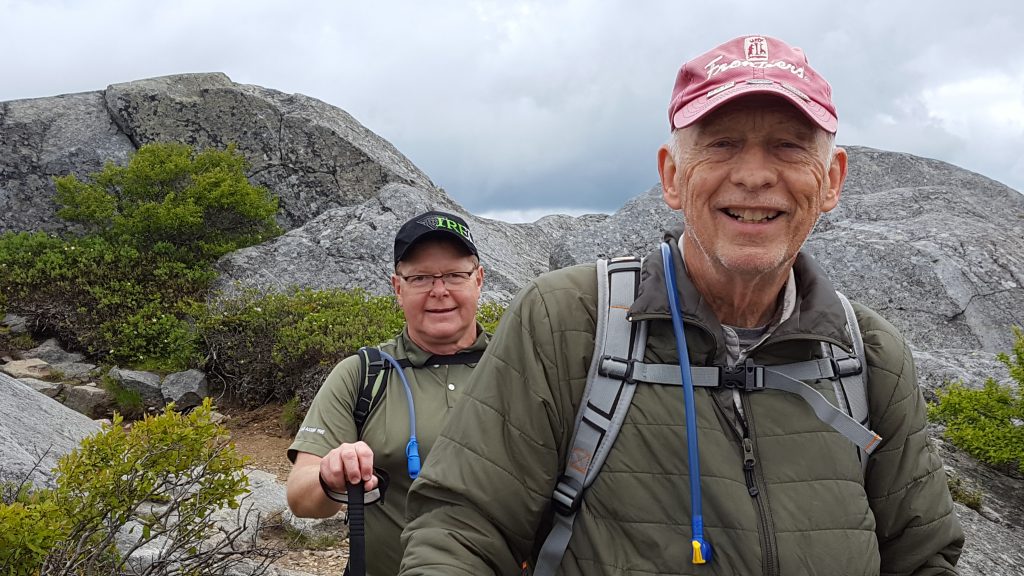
[807,146,1024,354]
[212,182,606,302]
[1,72,435,233]
[0,92,135,234]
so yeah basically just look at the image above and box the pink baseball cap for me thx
[668,35,837,133]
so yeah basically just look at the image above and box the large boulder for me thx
[809,146,1024,354]
[1,72,435,234]
[954,502,1024,575]
[107,367,164,408]
[0,373,100,488]
[913,348,1014,399]
[25,338,84,365]
[63,384,114,419]
[213,182,604,302]
[0,91,135,234]
[161,369,209,409]
[548,184,673,270]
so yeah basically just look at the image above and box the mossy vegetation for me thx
[930,327,1024,475]
[946,474,984,512]
[100,374,145,419]
[280,395,304,435]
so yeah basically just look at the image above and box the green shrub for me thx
[930,327,1024,474]
[200,288,507,407]
[54,142,280,264]
[0,326,35,354]
[0,142,280,371]
[280,395,303,436]
[0,497,69,574]
[199,287,406,406]
[100,374,144,419]
[0,399,277,575]
[477,300,507,334]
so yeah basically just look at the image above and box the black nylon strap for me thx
[396,350,484,368]
[354,347,387,438]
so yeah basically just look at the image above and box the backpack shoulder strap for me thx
[352,347,480,439]
[534,257,645,576]
[353,347,390,439]
[831,290,871,474]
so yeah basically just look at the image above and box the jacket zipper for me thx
[740,392,779,576]
[713,390,780,576]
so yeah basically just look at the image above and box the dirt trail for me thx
[223,404,349,576]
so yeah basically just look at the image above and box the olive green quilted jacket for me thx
[401,233,963,576]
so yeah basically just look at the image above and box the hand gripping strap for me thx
[534,258,645,576]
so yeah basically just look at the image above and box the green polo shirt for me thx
[288,325,489,576]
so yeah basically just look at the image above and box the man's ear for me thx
[822,146,847,212]
[391,273,403,306]
[658,145,682,210]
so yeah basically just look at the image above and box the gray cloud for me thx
[2,0,1021,221]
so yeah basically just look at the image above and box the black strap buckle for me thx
[598,355,635,383]
[552,476,584,516]
[830,356,862,378]
[720,359,764,390]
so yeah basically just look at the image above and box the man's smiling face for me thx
[662,95,846,279]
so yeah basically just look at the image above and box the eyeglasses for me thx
[397,267,478,291]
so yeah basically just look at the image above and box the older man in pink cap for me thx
[400,35,964,576]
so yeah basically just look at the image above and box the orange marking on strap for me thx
[865,434,882,452]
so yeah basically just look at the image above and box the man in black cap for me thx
[286,210,488,576]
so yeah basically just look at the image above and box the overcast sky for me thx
[2,1,1022,222]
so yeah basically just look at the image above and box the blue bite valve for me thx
[406,438,421,479]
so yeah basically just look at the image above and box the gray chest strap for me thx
[597,353,881,454]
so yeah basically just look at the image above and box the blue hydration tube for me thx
[660,242,712,565]
[378,350,421,479]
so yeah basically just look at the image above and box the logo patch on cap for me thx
[744,36,768,62]
[417,215,473,242]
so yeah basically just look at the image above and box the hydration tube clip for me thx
[378,350,422,480]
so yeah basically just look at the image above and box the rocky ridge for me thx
[1,72,433,234]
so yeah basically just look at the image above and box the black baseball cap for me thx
[393,211,479,264]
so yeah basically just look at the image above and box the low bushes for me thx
[930,327,1024,475]
[0,400,278,575]
[200,287,507,407]
[0,142,280,372]
[199,287,406,406]
[2,140,509,407]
